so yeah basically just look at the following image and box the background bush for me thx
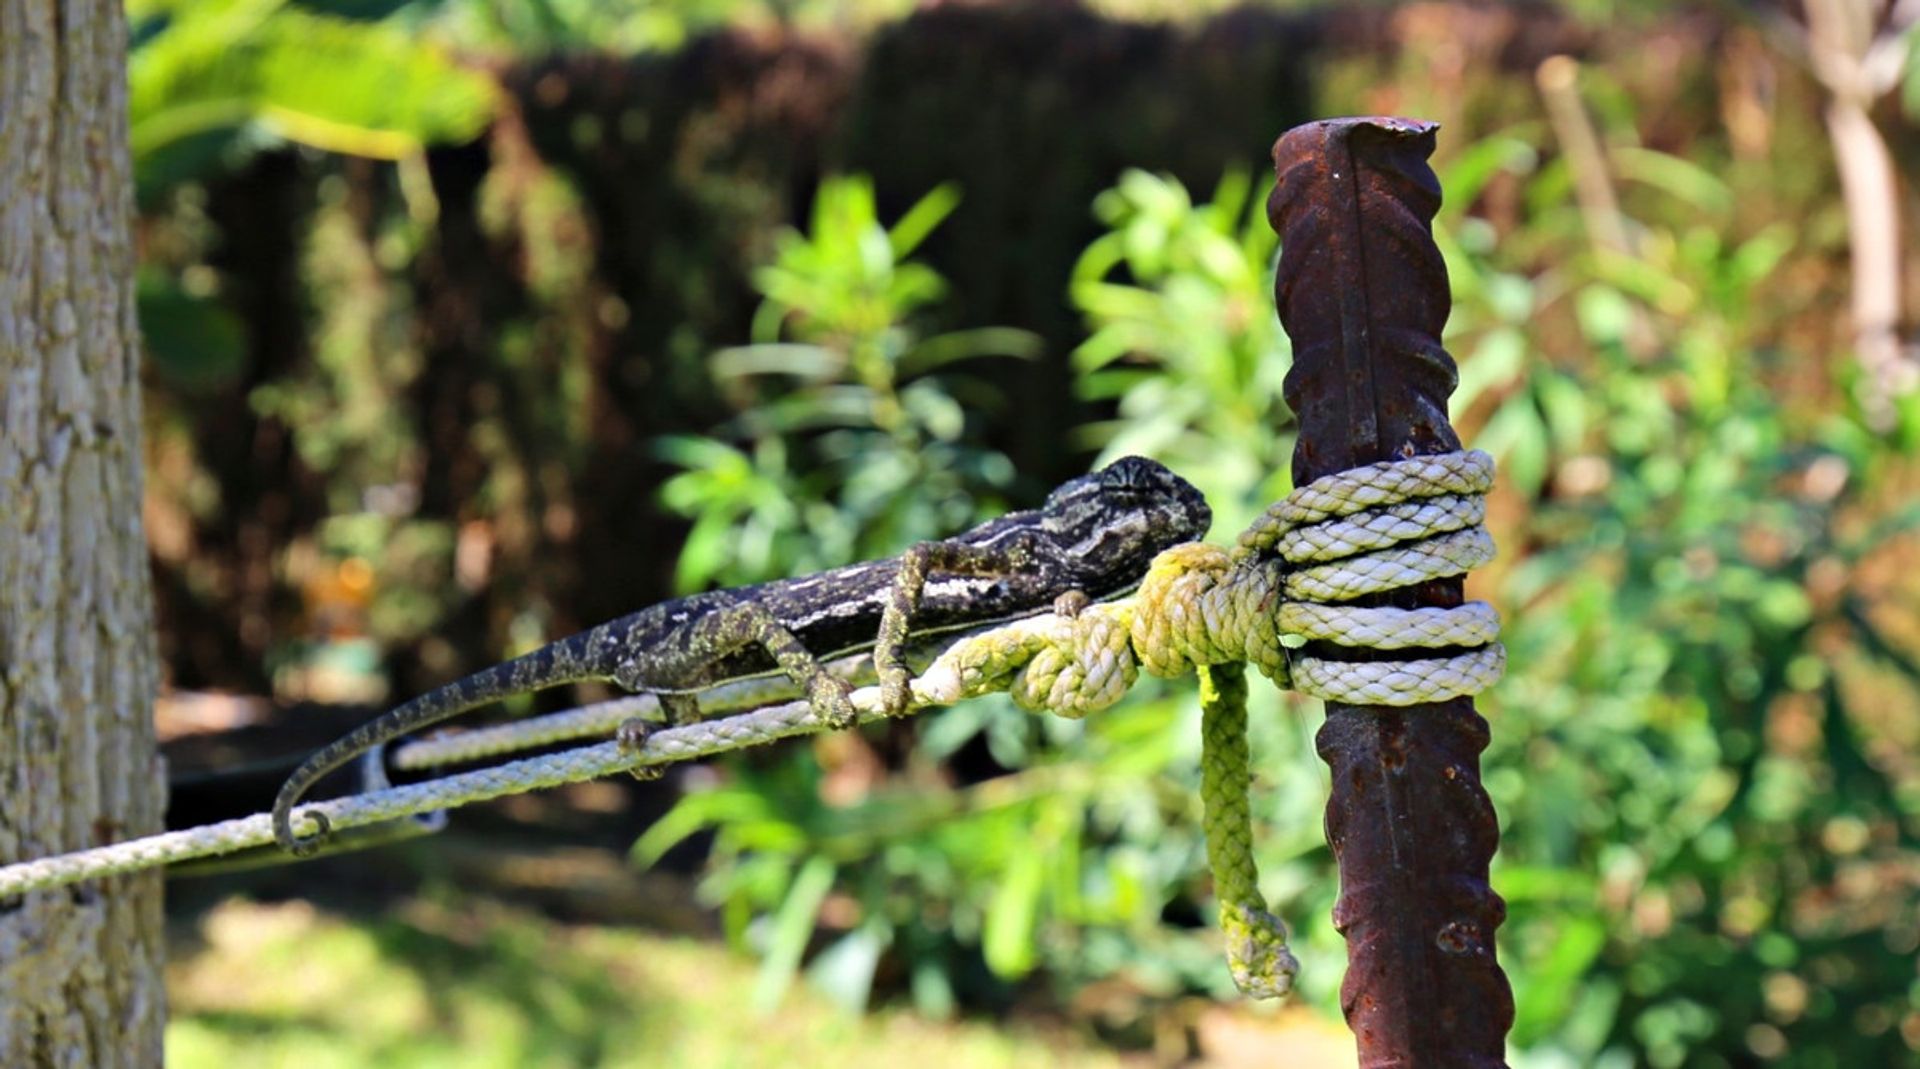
[144,2,1920,1065]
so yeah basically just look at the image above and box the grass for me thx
[165,895,1140,1069]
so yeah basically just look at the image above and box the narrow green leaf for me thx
[887,182,963,259]
[898,327,1043,376]
[753,855,837,1012]
[805,923,888,1013]
[982,839,1045,978]
[1612,146,1732,214]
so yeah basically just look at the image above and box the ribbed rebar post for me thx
[1267,117,1514,1068]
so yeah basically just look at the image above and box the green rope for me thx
[1198,663,1297,999]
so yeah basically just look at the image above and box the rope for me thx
[391,644,936,771]
[0,677,964,898]
[913,450,1503,999]
[960,450,1504,714]
[1197,664,1297,999]
[0,450,1503,1004]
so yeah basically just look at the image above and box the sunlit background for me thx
[139,1,1920,1065]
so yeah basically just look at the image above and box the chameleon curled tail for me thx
[273,644,604,855]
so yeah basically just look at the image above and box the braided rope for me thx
[389,639,968,771]
[391,700,648,770]
[1238,450,1494,536]
[1272,494,1484,564]
[0,680,957,897]
[1197,664,1297,999]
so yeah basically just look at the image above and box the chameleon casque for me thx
[274,457,1210,855]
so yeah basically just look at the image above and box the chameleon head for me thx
[1041,456,1211,561]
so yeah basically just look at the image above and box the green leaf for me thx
[982,837,1045,978]
[886,182,963,260]
[1438,130,1540,215]
[1574,285,1637,348]
[909,956,958,1019]
[1476,396,1550,497]
[631,788,777,868]
[1452,327,1527,415]
[130,0,496,191]
[710,344,844,384]
[1727,225,1795,288]
[1511,915,1608,1045]
[897,327,1043,376]
[753,855,837,1012]
[805,924,888,1013]
[1903,24,1920,119]
[1612,146,1732,215]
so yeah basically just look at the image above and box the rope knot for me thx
[1009,604,1138,718]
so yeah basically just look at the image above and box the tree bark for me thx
[0,0,168,1064]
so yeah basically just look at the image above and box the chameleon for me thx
[273,457,1211,856]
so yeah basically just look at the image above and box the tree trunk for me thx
[0,0,168,1064]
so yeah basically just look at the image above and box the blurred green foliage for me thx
[1070,168,1295,534]
[129,0,494,202]
[1437,120,1920,1067]
[135,2,1920,1065]
[657,175,1039,590]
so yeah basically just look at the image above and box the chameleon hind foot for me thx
[685,601,861,731]
[615,717,665,781]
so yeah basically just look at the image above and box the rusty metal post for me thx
[1267,118,1514,1068]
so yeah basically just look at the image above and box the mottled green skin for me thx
[273,457,1209,855]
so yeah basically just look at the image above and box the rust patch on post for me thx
[1268,117,1513,1069]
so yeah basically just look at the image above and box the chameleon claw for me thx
[659,692,701,725]
[1052,589,1091,618]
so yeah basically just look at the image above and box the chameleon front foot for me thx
[615,717,665,781]
[873,539,1060,718]
[809,674,860,730]
[878,666,913,717]
[1052,589,1091,618]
